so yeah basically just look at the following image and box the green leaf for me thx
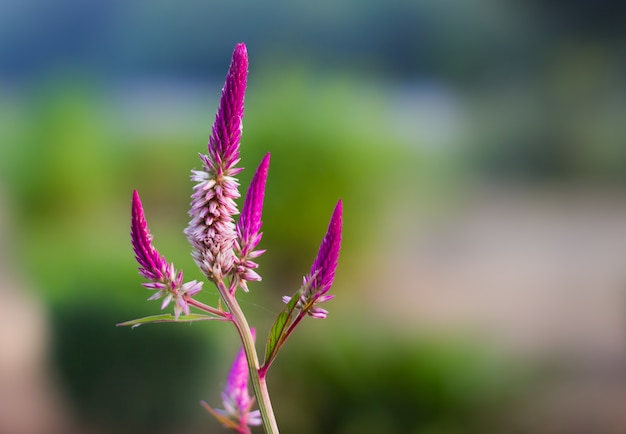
[264,287,303,367]
[116,313,222,328]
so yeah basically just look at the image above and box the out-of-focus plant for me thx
[119,43,343,434]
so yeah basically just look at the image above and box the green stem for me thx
[216,278,279,434]
[186,297,230,319]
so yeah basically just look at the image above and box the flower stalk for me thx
[216,278,279,433]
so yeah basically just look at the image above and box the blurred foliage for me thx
[269,323,528,434]
[51,300,221,434]
[244,67,448,290]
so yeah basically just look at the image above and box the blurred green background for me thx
[1,1,626,433]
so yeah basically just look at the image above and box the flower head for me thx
[222,328,258,418]
[307,200,343,294]
[234,153,270,292]
[185,43,248,282]
[202,329,261,431]
[131,190,203,319]
[283,200,343,318]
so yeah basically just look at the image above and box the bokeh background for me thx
[1,1,626,433]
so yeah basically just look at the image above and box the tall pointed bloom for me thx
[283,200,343,318]
[131,190,203,319]
[234,153,270,292]
[202,329,261,432]
[185,43,248,282]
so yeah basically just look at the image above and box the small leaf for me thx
[116,313,222,327]
[264,287,303,367]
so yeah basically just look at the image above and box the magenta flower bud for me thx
[185,43,249,282]
[308,200,343,295]
[202,329,261,430]
[208,43,248,175]
[131,189,168,282]
[283,200,343,318]
[222,328,257,417]
[131,190,203,319]
[235,153,270,292]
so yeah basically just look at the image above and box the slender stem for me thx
[215,278,279,434]
[186,297,231,319]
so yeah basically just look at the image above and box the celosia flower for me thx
[185,43,248,282]
[131,190,203,319]
[234,153,270,292]
[283,200,343,318]
[202,329,261,432]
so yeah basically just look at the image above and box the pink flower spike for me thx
[208,43,248,171]
[308,200,343,295]
[131,190,203,319]
[223,328,255,414]
[185,43,249,282]
[238,153,270,250]
[283,200,343,318]
[235,153,270,291]
[207,328,261,429]
[131,189,168,282]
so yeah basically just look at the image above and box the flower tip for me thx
[306,199,343,295]
[131,190,148,247]
[231,43,249,73]
[234,42,247,56]
[131,190,149,233]
[255,153,271,187]
[334,199,343,220]
[256,152,270,177]
[131,189,142,213]
[330,199,343,241]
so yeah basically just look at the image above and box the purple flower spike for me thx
[222,328,256,417]
[132,190,203,319]
[131,189,167,282]
[283,200,343,318]
[202,329,261,430]
[185,43,249,282]
[308,200,343,295]
[208,43,248,174]
[235,153,270,292]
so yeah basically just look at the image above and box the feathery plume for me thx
[131,190,202,319]
[234,153,270,292]
[185,43,249,282]
[202,329,261,432]
[283,200,343,318]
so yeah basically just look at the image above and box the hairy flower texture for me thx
[185,43,248,282]
[131,190,203,319]
[202,329,261,431]
[234,153,270,292]
[283,200,343,318]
